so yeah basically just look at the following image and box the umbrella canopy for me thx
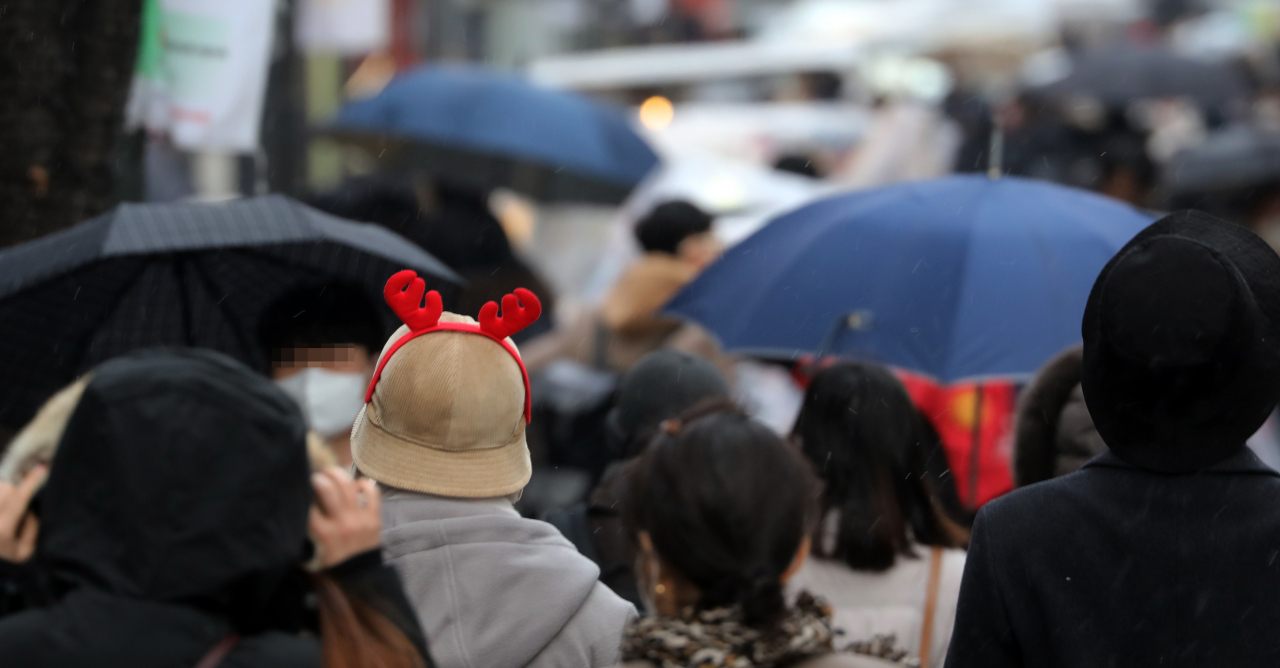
[665,175,1154,382]
[0,195,458,427]
[1034,47,1248,113]
[331,65,660,204]
[1162,126,1280,196]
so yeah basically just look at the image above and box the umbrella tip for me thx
[987,114,1005,180]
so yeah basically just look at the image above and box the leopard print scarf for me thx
[619,592,841,668]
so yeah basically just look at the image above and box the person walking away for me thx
[0,348,431,668]
[411,182,556,342]
[1016,343,1280,479]
[260,283,387,467]
[1012,344,1108,486]
[350,271,635,668]
[545,349,731,607]
[787,363,968,668]
[616,401,901,668]
[306,177,556,344]
[522,200,724,375]
[945,210,1280,667]
[520,201,727,505]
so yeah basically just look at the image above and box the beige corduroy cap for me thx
[351,271,542,498]
[352,315,532,497]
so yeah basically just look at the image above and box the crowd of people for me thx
[1,197,1280,668]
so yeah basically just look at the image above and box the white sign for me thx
[126,0,276,152]
[296,0,390,54]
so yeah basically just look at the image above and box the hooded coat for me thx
[945,212,1280,667]
[380,488,636,668]
[0,349,428,668]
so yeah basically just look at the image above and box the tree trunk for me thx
[0,0,143,248]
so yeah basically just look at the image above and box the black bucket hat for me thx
[1082,210,1280,473]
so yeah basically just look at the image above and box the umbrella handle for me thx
[813,310,874,365]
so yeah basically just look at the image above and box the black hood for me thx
[37,348,311,602]
[1082,210,1280,473]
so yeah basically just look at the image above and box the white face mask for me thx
[276,368,368,438]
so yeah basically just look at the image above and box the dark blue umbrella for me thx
[331,65,659,204]
[666,175,1155,382]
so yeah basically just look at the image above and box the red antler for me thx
[479,288,542,340]
[384,270,443,331]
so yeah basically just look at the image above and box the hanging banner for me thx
[296,0,390,55]
[126,0,276,152]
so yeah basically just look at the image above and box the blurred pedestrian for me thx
[617,401,899,668]
[787,363,968,668]
[1095,131,1158,208]
[523,200,724,375]
[1011,344,1106,486]
[0,348,430,668]
[546,350,732,607]
[308,177,555,343]
[520,200,728,508]
[946,211,1280,667]
[351,273,635,668]
[412,182,556,342]
[260,283,387,468]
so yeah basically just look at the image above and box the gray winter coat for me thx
[380,488,637,668]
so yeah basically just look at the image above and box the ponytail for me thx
[311,573,426,668]
[739,576,787,627]
[622,400,819,630]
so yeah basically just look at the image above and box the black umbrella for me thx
[1035,47,1249,113]
[0,194,459,428]
[1162,127,1280,195]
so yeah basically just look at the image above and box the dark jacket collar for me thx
[1083,446,1280,477]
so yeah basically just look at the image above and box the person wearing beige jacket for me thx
[350,271,636,668]
[522,200,725,376]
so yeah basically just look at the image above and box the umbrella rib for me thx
[64,256,156,376]
[188,256,267,371]
[173,256,194,347]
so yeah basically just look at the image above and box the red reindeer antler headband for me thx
[365,270,543,422]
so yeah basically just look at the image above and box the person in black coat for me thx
[945,210,1280,667]
[545,349,732,608]
[0,349,432,668]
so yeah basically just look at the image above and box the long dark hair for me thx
[622,400,819,627]
[792,362,964,572]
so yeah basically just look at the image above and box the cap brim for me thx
[350,404,531,498]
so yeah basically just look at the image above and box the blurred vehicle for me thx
[529,39,864,93]
[638,101,871,168]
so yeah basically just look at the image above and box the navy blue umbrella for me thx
[332,66,660,204]
[666,175,1155,382]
